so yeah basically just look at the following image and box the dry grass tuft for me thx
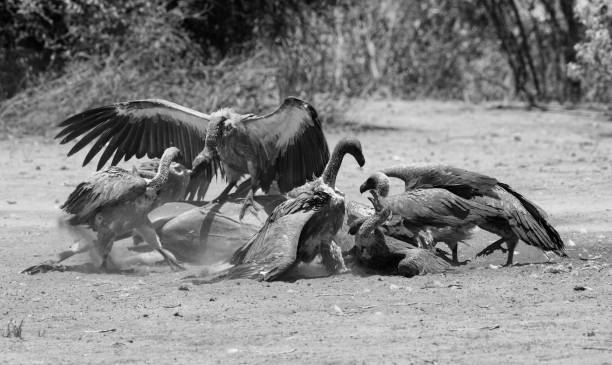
[3,319,24,339]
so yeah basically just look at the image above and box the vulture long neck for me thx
[203,119,222,158]
[147,151,175,191]
[322,142,354,188]
[381,166,412,182]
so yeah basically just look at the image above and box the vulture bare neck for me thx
[147,152,175,191]
[359,207,391,237]
[321,143,353,187]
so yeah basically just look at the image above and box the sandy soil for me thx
[1,101,611,364]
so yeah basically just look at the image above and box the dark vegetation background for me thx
[0,0,610,136]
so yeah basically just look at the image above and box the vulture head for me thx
[359,172,390,197]
[337,137,366,168]
[192,110,232,174]
[321,137,365,187]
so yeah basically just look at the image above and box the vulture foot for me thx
[158,249,185,271]
[238,193,260,221]
[21,261,67,275]
[454,259,471,266]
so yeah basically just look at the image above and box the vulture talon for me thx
[158,249,185,271]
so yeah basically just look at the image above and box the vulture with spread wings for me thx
[55,97,330,218]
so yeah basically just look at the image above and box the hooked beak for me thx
[356,152,366,168]
[348,221,361,235]
[359,181,371,194]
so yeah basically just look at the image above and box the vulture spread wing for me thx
[242,97,330,192]
[382,165,499,199]
[61,167,146,224]
[55,99,221,199]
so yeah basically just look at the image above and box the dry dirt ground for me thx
[1,101,611,364]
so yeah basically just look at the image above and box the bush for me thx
[569,0,612,101]
[1,0,611,136]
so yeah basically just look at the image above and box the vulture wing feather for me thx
[242,97,330,192]
[61,167,147,224]
[56,99,211,170]
[382,165,499,199]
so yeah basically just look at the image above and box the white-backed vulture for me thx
[22,147,185,274]
[359,172,504,263]
[378,165,567,266]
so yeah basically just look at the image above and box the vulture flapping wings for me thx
[55,97,329,200]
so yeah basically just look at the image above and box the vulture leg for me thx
[21,240,93,274]
[133,224,185,271]
[476,237,507,257]
[238,161,261,220]
[238,190,259,221]
[503,237,519,267]
[212,181,238,203]
[447,242,459,265]
[451,244,458,264]
[320,240,348,274]
[446,242,469,266]
[96,228,118,272]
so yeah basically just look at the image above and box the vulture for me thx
[347,194,450,276]
[54,97,330,219]
[359,172,504,264]
[379,165,567,266]
[193,137,366,282]
[22,147,185,274]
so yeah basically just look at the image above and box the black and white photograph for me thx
[1,0,611,363]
